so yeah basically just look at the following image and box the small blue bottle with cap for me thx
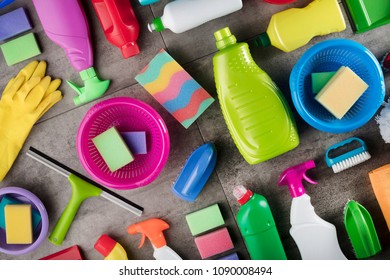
[172,142,217,202]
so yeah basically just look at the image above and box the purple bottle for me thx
[32,0,110,105]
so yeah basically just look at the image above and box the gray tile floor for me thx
[1,0,390,260]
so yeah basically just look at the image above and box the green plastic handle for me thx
[48,174,102,246]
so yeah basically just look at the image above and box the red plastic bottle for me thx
[92,0,140,58]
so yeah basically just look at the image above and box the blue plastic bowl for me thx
[290,39,385,133]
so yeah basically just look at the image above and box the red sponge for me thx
[194,227,234,259]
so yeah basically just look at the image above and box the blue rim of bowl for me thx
[290,38,385,134]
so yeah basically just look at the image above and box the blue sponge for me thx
[0,7,32,42]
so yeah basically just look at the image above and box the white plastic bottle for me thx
[148,0,243,33]
[153,245,182,260]
[278,160,347,260]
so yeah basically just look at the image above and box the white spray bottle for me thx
[148,0,243,33]
[127,218,182,260]
[277,160,347,260]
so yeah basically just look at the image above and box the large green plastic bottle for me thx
[212,27,299,164]
[233,185,287,260]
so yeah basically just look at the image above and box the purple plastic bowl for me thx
[77,97,170,190]
[0,187,49,256]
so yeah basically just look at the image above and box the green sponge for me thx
[1,33,41,66]
[92,127,134,172]
[185,204,224,236]
[311,71,336,94]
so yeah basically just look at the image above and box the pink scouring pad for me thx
[194,227,234,259]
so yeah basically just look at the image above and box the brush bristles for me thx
[332,151,371,173]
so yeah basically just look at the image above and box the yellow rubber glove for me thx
[0,61,62,181]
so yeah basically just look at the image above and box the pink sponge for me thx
[194,227,234,259]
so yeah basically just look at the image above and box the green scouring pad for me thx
[185,204,225,236]
[1,33,41,66]
[92,127,134,172]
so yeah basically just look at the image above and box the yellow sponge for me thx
[315,66,368,119]
[5,204,33,244]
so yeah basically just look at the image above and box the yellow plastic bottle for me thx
[255,0,346,52]
[94,234,128,260]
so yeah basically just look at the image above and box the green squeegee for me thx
[26,147,143,246]
[345,0,390,33]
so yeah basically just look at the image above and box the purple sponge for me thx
[217,252,239,260]
[0,8,32,42]
[194,227,234,259]
[120,131,147,155]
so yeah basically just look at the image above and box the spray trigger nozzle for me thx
[303,172,317,185]
[127,218,170,250]
[278,160,318,198]
[138,233,146,248]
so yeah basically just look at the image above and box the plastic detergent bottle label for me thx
[256,0,346,52]
[212,27,299,164]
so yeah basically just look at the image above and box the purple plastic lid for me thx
[0,187,49,255]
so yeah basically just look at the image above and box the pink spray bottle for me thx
[278,160,347,260]
[32,0,110,106]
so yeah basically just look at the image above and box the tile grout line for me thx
[148,4,170,53]
[196,121,249,259]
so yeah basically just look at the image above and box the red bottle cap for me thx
[233,185,253,205]
[121,42,140,58]
[94,234,116,257]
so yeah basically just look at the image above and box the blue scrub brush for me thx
[325,137,371,173]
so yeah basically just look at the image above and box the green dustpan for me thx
[344,200,382,259]
[345,0,390,33]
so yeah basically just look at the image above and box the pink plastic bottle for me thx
[92,0,140,58]
[32,0,110,105]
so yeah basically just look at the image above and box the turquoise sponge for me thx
[185,204,224,236]
[92,127,134,172]
[311,71,336,94]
